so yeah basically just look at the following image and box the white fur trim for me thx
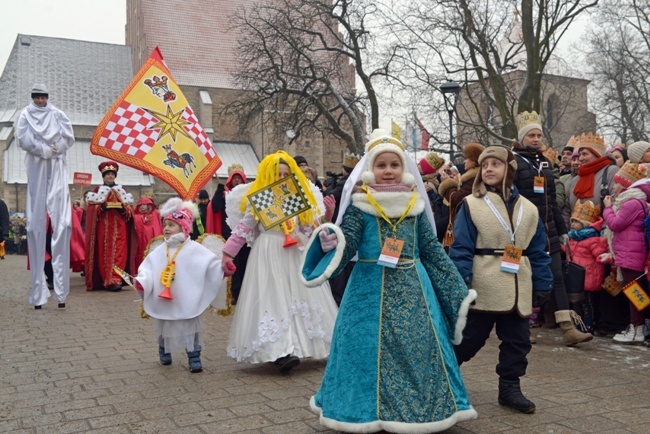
[352,191,425,218]
[361,171,376,184]
[300,223,346,287]
[453,289,477,345]
[86,184,134,205]
[309,396,477,433]
[402,173,415,185]
[367,142,406,168]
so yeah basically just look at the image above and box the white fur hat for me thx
[361,129,414,185]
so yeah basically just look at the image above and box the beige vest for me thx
[465,192,540,317]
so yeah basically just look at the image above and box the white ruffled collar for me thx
[351,188,424,218]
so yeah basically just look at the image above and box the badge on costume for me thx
[377,238,404,268]
[501,246,523,274]
[533,176,545,194]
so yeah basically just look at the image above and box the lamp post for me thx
[440,80,461,162]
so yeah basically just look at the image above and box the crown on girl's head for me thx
[228,163,244,175]
[515,111,541,131]
[571,200,600,225]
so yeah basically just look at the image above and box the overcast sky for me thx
[0,0,126,73]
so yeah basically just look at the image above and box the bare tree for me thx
[228,0,406,153]
[388,0,597,144]
[583,0,650,143]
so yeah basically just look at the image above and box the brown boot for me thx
[542,300,557,328]
[555,310,593,346]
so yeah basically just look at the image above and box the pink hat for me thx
[159,198,197,238]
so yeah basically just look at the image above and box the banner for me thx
[247,174,310,230]
[90,47,221,199]
[73,172,93,186]
[391,121,402,140]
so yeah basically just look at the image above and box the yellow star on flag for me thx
[147,105,192,142]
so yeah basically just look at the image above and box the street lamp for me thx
[440,80,461,162]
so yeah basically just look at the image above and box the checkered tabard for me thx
[98,101,159,158]
[181,106,216,160]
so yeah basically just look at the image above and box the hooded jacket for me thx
[566,217,608,291]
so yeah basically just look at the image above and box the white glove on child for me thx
[319,228,338,253]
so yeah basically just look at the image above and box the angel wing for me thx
[225,183,252,231]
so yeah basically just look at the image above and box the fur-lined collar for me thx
[612,187,648,213]
[460,166,480,184]
[86,184,134,205]
[351,190,424,218]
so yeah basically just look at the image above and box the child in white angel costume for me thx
[135,198,224,373]
[220,151,338,373]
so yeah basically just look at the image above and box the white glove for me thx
[319,228,338,253]
[559,234,569,245]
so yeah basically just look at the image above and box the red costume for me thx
[84,162,134,291]
[131,196,163,272]
[206,165,247,237]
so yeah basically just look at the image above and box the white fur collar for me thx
[612,187,648,213]
[86,184,134,205]
[351,190,424,218]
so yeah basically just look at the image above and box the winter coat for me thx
[513,144,567,254]
[563,160,617,229]
[566,218,608,291]
[556,171,575,215]
[603,184,650,272]
[449,186,553,317]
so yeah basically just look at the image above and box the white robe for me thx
[16,101,75,306]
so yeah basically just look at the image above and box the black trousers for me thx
[550,251,569,311]
[454,310,531,381]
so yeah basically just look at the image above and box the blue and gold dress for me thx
[302,185,477,433]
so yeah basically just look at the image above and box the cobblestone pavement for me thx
[1,253,649,433]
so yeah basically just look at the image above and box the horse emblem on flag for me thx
[247,174,310,230]
[90,47,221,199]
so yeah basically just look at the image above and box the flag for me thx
[391,121,402,139]
[417,117,431,150]
[91,47,221,199]
[402,121,421,151]
[247,174,310,230]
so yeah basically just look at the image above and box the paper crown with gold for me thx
[566,135,580,148]
[576,132,606,157]
[228,163,245,175]
[418,151,444,175]
[342,153,361,170]
[516,111,542,141]
[98,161,119,174]
[613,161,648,188]
[571,200,601,225]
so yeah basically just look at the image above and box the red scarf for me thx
[574,157,612,199]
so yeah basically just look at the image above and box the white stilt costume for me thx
[16,84,75,307]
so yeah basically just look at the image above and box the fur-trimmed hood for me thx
[351,189,424,218]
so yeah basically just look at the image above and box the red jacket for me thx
[566,218,608,291]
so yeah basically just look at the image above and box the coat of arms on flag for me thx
[90,47,221,199]
[247,174,310,230]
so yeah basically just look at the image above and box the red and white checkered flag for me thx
[181,106,216,160]
[97,101,159,159]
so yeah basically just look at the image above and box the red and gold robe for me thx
[84,184,134,290]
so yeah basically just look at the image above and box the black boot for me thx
[498,378,536,414]
[158,346,172,365]
[276,355,300,373]
[187,349,202,373]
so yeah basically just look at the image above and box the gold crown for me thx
[577,132,605,149]
[515,111,541,131]
[543,147,558,163]
[342,153,361,168]
[616,161,648,183]
[228,163,244,175]
[366,135,405,153]
[100,164,118,174]
[571,200,601,224]
[424,151,444,170]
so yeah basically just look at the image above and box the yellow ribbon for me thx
[362,186,417,234]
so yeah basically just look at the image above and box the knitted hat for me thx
[627,141,650,164]
[198,189,209,200]
[613,161,648,189]
[293,155,308,166]
[418,151,444,175]
[98,161,119,176]
[31,83,48,98]
[463,142,485,163]
[361,129,414,185]
[571,200,600,226]
[473,146,518,201]
[516,111,542,142]
[576,132,606,158]
[159,197,198,238]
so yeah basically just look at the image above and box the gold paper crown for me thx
[577,132,605,149]
[616,161,648,183]
[100,164,118,174]
[424,151,444,170]
[571,200,601,224]
[228,163,244,175]
[543,146,558,163]
[515,110,541,131]
[342,153,361,168]
[366,135,405,153]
